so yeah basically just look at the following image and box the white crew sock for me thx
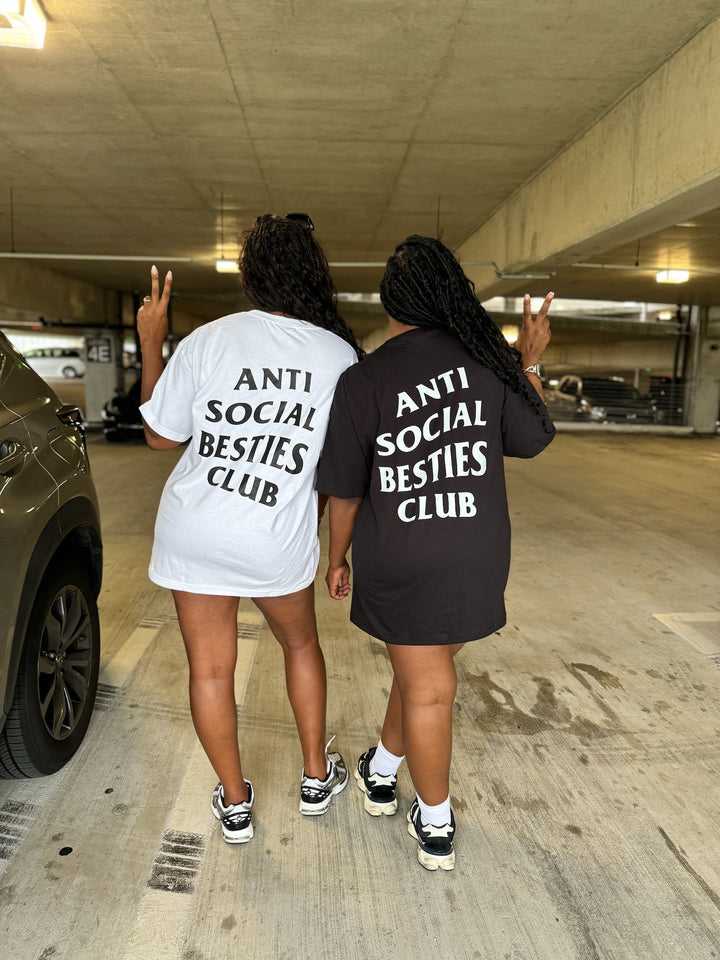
[417,794,451,827]
[369,739,404,777]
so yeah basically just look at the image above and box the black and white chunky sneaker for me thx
[355,747,398,816]
[406,798,456,871]
[299,736,349,815]
[211,780,254,844]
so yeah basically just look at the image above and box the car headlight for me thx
[589,405,607,421]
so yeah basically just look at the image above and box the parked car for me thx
[544,375,658,424]
[0,332,102,777]
[23,346,86,379]
[101,377,144,442]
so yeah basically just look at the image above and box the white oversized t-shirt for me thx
[140,309,357,596]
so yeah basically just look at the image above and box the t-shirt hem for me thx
[148,568,316,598]
[350,613,507,646]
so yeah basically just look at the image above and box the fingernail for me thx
[167,270,173,279]
[151,264,158,274]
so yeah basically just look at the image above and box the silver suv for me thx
[0,332,102,777]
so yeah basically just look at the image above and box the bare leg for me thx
[253,585,327,780]
[380,676,404,757]
[173,591,248,805]
[385,642,465,805]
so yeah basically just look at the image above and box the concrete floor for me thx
[1,431,719,960]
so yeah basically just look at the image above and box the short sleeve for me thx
[501,382,555,458]
[139,339,195,442]
[317,372,373,498]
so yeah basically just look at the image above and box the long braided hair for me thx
[380,235,544,416]
[240,214,364,360]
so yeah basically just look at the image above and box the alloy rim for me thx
[37,586,93,740]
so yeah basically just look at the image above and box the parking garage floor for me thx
[1,431,719,960]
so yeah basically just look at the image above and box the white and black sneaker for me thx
[407,799,456,871]
[299,736,349,816]
[355,747,398,816]
[211,780,254,844]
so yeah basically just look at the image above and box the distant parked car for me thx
[0,333,102,777]
[545,375,658,424]
[23,346,85,379]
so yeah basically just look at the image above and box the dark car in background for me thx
[545,375,659,424]
[101,377,144,442]
[0,333,102,777]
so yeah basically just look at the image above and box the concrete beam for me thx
[458,17,720,299]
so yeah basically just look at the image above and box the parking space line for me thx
[121,624,261,960]
[653,612,720,656]
[100,625,162,688]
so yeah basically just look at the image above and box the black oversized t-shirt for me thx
[317,327,555,645]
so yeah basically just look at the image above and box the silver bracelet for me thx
[522,364,541,376]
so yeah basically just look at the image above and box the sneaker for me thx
[211,780,254,844]
[355,747,398,816]
[406,799,456,871]
[299,736,349,816]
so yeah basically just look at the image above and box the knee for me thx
[398,674,457,709]
[273,630,321,655]
[188,662,236,683]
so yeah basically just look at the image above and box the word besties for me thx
[198,367,317,507]
[377,366,488,522]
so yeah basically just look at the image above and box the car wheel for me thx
[62,366,79,378]
[0,560,100,777]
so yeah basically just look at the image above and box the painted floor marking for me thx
[653,612,720,656]
[121,620,261,960]
[100,625,163,688]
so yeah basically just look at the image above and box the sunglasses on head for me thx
[284,212,315,231]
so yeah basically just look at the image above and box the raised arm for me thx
[516,291,553,402]
[136,265,178,450]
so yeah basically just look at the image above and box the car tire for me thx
[0,560,100,778]
[62,366,79,378]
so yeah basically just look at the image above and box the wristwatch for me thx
[522,363,541,377]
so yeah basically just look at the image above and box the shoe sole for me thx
[298,770,349,816]
[354,768,398,816]
[211,798,254,844]
[219,823,254,844]
[406,813,455,871]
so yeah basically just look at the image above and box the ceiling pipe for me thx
[572,261,720,277]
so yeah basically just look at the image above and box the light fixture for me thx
[215,191,239,274]
[215,259,239,274]
[502,326,519,344]
[0,0,47,49]
[656,269,689,284]
[657,310,674,321]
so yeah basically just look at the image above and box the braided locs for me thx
[240,215,364,360]
[380,235,544,416]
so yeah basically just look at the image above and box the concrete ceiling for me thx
[1,0,719,326]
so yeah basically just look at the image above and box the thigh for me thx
[252,584,318,650]
[172,590,240,675]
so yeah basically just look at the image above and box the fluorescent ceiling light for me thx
[215,259,239,274]
[0,0,47,49]
[656,269,689,284]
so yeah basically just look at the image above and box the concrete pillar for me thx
[687,306,720,434]
[84,330,124,425]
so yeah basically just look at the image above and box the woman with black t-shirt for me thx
[317,236,555,871]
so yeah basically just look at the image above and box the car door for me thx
[0,344,62,702]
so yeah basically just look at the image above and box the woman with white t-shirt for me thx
[137,214,363,844]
